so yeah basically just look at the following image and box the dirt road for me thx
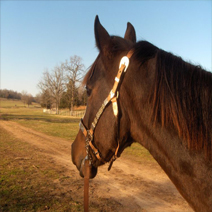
[0,121,193,212]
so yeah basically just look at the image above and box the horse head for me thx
[71,16,136,178]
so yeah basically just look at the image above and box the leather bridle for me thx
[79,50,133,171]
[80,50,133,212]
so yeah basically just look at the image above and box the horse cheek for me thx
[71,131,86,170]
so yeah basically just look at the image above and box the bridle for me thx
[79,50,133,171]
[80,50,133,212]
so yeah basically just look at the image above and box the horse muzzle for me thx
[79,158,98,179]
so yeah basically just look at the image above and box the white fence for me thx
[43,109,85,117]
[59,110,85,117]
[43,109,56,114]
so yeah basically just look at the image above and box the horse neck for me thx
[122,58,212,212]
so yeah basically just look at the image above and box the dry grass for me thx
[0,127,83,211]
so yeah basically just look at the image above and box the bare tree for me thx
[34,93,41,104]
[21,90,28,105]
[62,55,85,111]
[39,90,53,109]
[26,94,33,107]
[38,66,66,114]
[78,84,87,106]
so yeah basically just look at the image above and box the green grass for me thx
[0,99,81,141]
[0,110,80,141]
[0,98,40,108]
[16,119,79,140]
[123,143,154,163]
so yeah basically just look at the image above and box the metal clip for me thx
[82,155,91,166]
[110,91,115,99]
[112,98,118,117]
[119,56,129,72]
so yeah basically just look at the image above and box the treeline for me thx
[0,89,37,107]
[38,55,87,114]
[38,83,87,110]
[0,89,22,100]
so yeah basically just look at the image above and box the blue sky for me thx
[1,1,211,96]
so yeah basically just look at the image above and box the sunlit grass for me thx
[122,143,154,163]
[16,119,79,141]
[0,98,40,108]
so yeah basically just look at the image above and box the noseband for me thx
[79,50,133,171]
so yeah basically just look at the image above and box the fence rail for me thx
[59,110,85,117]
[43,109,85,117]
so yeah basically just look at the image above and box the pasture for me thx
[0,98,150,158]
[0,98,192,211]
[0,98,80,140]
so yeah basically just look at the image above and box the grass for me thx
[122,143,154,163]
[0,98,40,108]
[0,127,83,211]
[16,119,79,140]
[0,99,81,141]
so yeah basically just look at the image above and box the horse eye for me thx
[85,86,92,96]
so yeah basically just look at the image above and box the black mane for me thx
[143,43,212,160]
[131,40,212,160]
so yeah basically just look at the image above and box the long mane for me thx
[132,41,212,161]
[147,45,212,160]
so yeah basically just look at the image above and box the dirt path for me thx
[0,121,193,212]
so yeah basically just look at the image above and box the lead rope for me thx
[84,159,90,212]
[84,134,91,212]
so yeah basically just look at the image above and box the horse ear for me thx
[94,15,111,53]
[124,22,136,43]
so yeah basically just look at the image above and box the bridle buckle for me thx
[119,56,129,72]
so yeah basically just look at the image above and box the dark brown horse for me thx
[72,16,212,212]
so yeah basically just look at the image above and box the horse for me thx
[72,16,212,212]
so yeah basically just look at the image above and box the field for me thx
[0,98,79,140]
[0,98,192,211]
[0,98,152,158]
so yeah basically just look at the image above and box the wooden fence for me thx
[59,110,85,117]
[43,109,85,117]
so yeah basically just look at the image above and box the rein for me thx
[80,50,133,211]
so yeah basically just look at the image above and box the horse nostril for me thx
[79,162,98,179]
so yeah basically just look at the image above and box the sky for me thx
[1,0,211,96]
